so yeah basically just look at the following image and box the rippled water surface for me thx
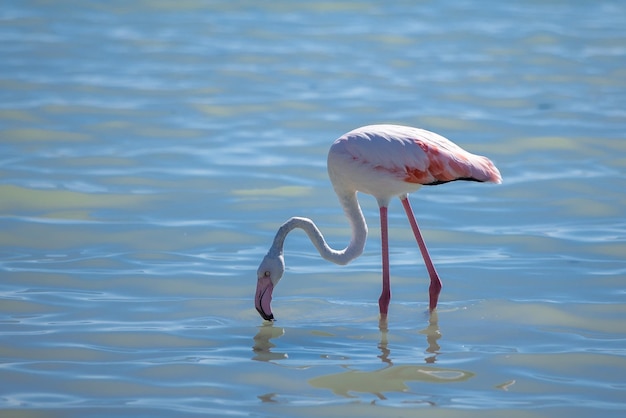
[1,1,625,417]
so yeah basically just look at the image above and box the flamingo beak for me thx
[255,276,274,321]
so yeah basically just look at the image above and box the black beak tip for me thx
[256,307,275,321]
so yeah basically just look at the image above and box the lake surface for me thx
[1,1,625,417]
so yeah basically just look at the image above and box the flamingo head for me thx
[255,253,284,321]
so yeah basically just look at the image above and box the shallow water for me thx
[1,1,625,417]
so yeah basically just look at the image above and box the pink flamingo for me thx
[255,124,501,320]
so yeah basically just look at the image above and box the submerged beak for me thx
[255,276,274,321]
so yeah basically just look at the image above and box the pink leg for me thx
[401,197,442,311]
[379,206,391,316]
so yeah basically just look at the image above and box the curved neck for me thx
[269,191,367,265]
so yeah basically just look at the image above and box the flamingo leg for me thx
[379,205,391,316]
[400,197,442,311]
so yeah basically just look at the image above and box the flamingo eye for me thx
[264,271,270,277]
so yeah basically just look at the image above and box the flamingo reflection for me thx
[310,312,472,399]
[252,312,473,401]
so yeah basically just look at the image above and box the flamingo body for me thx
[328,125,500,205]
[255,124,501,321]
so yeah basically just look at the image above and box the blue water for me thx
[1,1,625,417]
